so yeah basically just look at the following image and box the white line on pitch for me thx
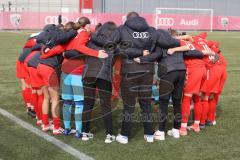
[0,108,94,160]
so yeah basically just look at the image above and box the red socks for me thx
[181,95,192,123]
[193,95,202,121]
[42,114,49,125]
[37,94,44,120]
[208,97,217,122]
[200,99,209,125]
[24,88,32,108]
[22,88,31,107]
[31,92,38,111]
[53,117,60,129]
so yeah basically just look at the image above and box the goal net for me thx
[155,8,213,32]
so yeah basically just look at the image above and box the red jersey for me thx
[63,28,99,75]
[181,40,205,68]
[65,28,98,55]
[193,37,220,69]
[207,40,227,67]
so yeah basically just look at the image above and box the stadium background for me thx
[0,0,240,30]
[0,0,239,15]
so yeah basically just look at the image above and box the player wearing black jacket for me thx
[78,22,118,143]
[107,12,159,143]
[135,29,205,140]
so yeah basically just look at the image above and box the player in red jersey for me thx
[36,23,76,135]
[23,50,40,117]
[205,41,227,125]
[16,36,37,116]
[165,36,212,136]
[174,40,207,136]
[27,48,44,126]
[193,33,223,128]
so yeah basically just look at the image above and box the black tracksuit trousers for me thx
[120,72,154,137]
[158,70,186,131]
[82,77,113,135]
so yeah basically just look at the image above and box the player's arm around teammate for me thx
[60,17,108,139]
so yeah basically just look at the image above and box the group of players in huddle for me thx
[16,12,226,144]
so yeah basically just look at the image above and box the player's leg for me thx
[28,66,38,118]
[41,86,51,131]
[116,74,137,144]
[72,74,84,138]
[30,88,38,117]
[36,88,43,126]
[48,69,61,134]
[20,78,28,108]
[180,93,192,135]
[24,63,33,109]
[29,66,44,126]
[97,78,115,143]
[204,65,223,126]
[180,68,198,135]
[49,85,62,135]
[61,72,73,135]
[17,61,29,109]
[17,61,29,108]
[24,69,33,115]
[157,76,173,140]
[138,73,154,142]
[200,93,209,129]
[82,77,96,141]
[171,70,186,137]
[189,94,202,132]
[207,93,217,125]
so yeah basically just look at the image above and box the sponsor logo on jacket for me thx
[132,32,149,39]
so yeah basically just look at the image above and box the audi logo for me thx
[133,32,149,39]
[44,16,68,25]
[156,18,175,26]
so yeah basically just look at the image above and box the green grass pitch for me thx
[0,31,240,160]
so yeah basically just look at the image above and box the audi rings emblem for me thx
[45,16,68,25]
[132,32,150,39]
[156,18,175,26]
